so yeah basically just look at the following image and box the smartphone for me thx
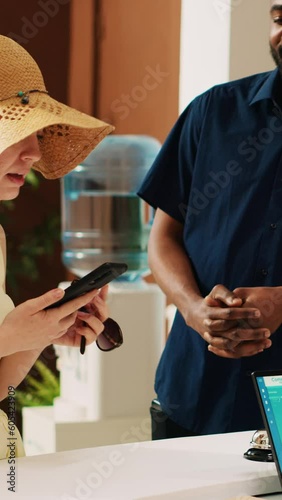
[46,262,128,309]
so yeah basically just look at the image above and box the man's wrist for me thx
[178,293,202,327]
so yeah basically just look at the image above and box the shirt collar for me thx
[249,67,281,105]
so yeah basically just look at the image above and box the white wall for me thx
[179,0,275,113]
[229,0,274,80]
[179,0,231,112]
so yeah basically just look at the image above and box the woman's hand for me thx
[0,286,108,357]
[54,285,109,348]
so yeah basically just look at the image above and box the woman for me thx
[0,35,114,459]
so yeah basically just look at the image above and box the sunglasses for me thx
[80,317,123,354]
[96,317,123,352]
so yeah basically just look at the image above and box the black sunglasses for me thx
[80,317,123,354]
[96,317,123,352]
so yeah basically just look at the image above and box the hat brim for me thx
[0,92,114,179]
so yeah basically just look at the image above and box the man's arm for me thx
[149,209,270,355]
[148,209,205,324]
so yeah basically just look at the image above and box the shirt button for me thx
[261,269,268,276]
[270,223,277,229]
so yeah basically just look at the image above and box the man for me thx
[138,1,282,438]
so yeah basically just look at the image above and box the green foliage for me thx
[0,171,61,295]
[25,170,41,189]
[6,212,61,291]
[15,359,60,410]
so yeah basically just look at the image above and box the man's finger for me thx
[208,339,271,358]
[207,284,243,307]
[203,329,271,348]
[203,318,239,331]
[207,306,261,322]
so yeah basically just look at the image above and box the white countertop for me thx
[0,430,281,499]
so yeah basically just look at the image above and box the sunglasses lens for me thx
[96,318,123,352]
[97,335,114,351]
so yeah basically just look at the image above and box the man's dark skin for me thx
[202,1,282,359]
[148,2,282,361]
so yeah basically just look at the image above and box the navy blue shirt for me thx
[138,68,282,434]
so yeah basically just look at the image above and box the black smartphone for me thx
[46,262,128,309]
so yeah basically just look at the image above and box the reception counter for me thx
[0,430,281,499]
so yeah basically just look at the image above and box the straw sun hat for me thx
[0,35,114,179]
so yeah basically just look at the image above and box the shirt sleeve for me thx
[137,92,209,223]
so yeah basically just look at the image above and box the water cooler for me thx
[23,135,167,455]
